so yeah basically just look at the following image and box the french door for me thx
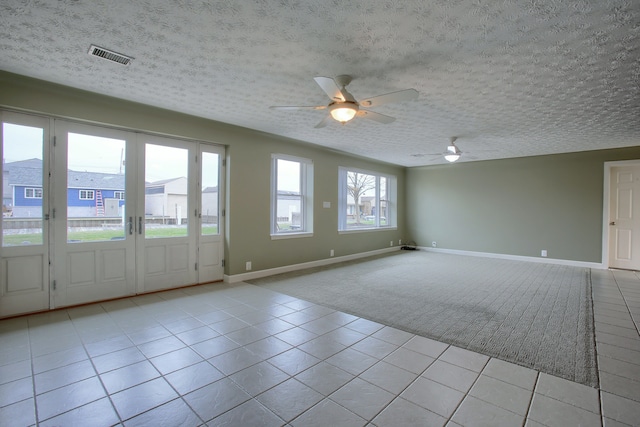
[136,136,225,292]
[0,112,225,317]
[0,111,51,317]
[52,122,137,307]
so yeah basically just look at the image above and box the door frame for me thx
[602,160,640,269]
[0,111,52,317]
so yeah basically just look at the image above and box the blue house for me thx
[3,159,125,218]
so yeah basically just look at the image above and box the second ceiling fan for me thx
[270,75,418,128]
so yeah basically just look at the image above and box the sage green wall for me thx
[0,71,405,276]
[407,148,640,263]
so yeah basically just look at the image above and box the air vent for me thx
[88,45,133,66]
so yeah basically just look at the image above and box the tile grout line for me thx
[68,305,125,427]
[522,371,541,427]
[26,316,38,427]
[612,272,640,338]
[444,356,492,426]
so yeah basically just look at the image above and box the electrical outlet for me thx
[432,241,437,248]
[399,239,402,246]
[245,261,252,271]
[541,250,547,257]
[390,240,393,247]
[330,249,334,257]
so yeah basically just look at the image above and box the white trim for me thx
[602,160,640,269]
[224,247,400,283]
[338,227,397,235]
[270,232,313,240]
[420,247,604,269]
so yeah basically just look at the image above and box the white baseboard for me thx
[420,247,605,269]
[225,247,400,283]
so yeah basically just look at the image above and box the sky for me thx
[3,123,218,187]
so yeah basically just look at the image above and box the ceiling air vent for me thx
[88,45,133,66]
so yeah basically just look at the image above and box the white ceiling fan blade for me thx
[359,88,418,107]
[314,77,346,102]
[357,110,396,124]
[314,115,331,128]
[269,105,326,111]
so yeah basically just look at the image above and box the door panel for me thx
[137,136,197,293]
[609,165,640,270]
[199,146,225,282]
[0,112,50,317]
[53,121,136,308]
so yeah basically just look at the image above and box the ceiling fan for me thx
[269,75,418,128]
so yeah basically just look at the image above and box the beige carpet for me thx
[249,251,598,387]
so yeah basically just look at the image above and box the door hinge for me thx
[221,259,225,267]
[52,280,57,290]
[44,213,50,220]
[195,262,198,271]
[222,159,226,167]
[52,208,56,219]
[222,209,225,217]
[53,135,57,147]
[195,209,198,218]
[195,154,198,163]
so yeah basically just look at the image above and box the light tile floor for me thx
[0,268,638,426]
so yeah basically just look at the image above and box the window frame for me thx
[338,167,397,233]
[24,187,43,199]
[270,153,314,239]
[113,191,125,200]
[79,189,95,200]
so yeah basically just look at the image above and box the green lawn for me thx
[2,225,218,246]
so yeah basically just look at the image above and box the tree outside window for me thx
[339,167,395,231]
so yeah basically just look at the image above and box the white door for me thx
[0,112,51,317]
[198,145,225,282]
[137,135,198,293]
[52,122,137,308]
[609,164,640,270]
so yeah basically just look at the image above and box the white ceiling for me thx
[1,0,639,167]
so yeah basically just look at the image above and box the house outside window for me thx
[24,187,43,199]
[79,189,95,200]
[271,154,313,238]
[113,191,125,199]
[338,167,396,231]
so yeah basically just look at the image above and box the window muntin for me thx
[25,188,43,199]
[271,154,313,237]
[339,167,396,231]
[79,189,95,200]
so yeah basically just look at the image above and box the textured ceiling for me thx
[1,0,639,167]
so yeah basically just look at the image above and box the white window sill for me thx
[338,226,397,235]
[271,232,313,240]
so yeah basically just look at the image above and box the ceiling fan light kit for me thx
[329,101,359,123]
[270,75,418,126]
[444,137,462,162]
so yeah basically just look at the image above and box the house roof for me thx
[4,159,125,190]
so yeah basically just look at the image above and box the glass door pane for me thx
[201,151,219,236]
[2,123,44,246]
[67,133,126,242]
[144,144,189,238]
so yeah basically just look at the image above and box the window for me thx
[24,187,43,199]
[271,154,313,238]
[113,191,125,199]
[79,190,95,200]
[338,167,396,231]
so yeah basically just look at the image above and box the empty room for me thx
[0,1,639,426]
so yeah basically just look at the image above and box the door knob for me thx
[610,221,616,226]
